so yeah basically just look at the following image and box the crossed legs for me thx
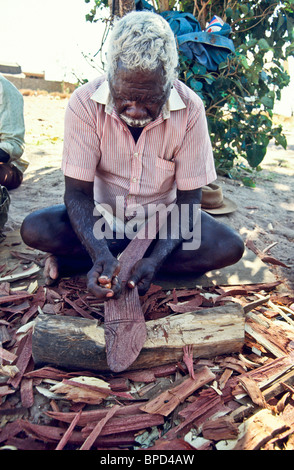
[20,204,244,283]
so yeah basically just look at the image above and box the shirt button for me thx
[132,177,137,183]
[134,152,138,157]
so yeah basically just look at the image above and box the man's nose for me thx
[125,102,148,119]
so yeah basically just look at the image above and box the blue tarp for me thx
[160,11,235,71]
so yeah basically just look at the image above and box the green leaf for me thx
[186,70,193,80]
[274,133,287,149]
[226,7,233,18]
[218,61,229,70]
[259,70,268,82]
[240,4,249,15]
[189,79,203,92]
[204,74,215,85]
[261,95,274,109]
[239,54,249,69]
[246,143,267,168]
[192,64,207,75]
[277,13,286,31]
[242,176,256,187]
[258,38,271,51]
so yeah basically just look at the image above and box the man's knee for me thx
[229,231,245,264]
[193,223,244,272]
[21,206,62,249]
[20,211,43,248]
[21,205,81,254]
[209,221,244,266]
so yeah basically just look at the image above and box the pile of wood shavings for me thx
[0,250,294,450]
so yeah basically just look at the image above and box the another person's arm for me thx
[0,78,25,163]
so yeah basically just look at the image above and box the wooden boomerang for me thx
[104,215,159,372]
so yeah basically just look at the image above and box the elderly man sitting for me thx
[21,11,244,300]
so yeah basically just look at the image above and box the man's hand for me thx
[0,149,10,163]
[87,254,121,300]
[127,258,158,295]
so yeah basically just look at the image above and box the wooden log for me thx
[32,303,245,372]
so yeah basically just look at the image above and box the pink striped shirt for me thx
[62,75,216,218]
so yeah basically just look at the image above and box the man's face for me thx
[109,66,170,128]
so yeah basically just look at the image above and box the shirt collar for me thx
[90,79,186,119]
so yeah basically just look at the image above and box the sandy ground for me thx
[4,93,294,293]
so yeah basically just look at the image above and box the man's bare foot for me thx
[44,255,59,285]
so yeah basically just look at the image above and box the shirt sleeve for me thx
[0,78,25,163]
[174,97,217,190]
[61,89,101,182]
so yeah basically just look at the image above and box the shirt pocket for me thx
[154,157,176,193]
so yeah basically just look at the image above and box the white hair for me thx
[106,11,178,88]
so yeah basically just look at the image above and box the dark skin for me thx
[109,66,170,126]
[20,66,244,300]
[0,150,23,190]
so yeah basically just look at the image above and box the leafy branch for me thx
[83,0,294,174]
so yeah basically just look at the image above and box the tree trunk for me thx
[109,0,135,17]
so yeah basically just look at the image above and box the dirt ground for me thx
[4,93,294,293]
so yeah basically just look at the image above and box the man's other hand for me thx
[127,258,157,296]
